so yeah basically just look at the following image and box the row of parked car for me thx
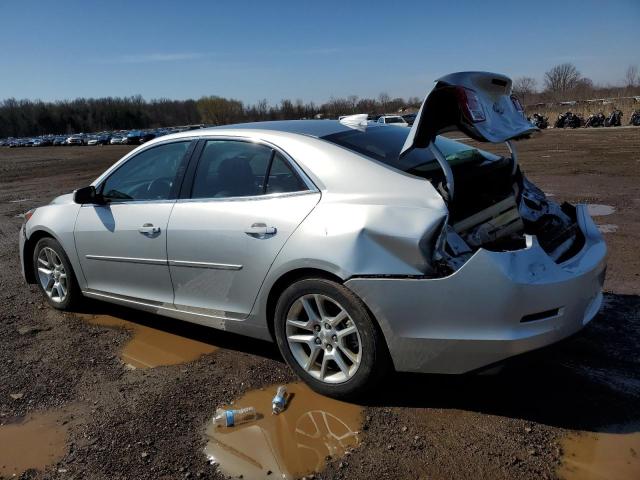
[1,114,422,148]
[0,125,207,148]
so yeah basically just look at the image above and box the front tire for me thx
[32,237,81,310]
[274,278,390,399]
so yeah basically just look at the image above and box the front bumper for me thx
[345,204,607,374]
[19,223,27,281]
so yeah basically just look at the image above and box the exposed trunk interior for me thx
[410,152,584,275]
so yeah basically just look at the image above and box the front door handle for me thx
[245,223,277,238]
[138,223,161,236]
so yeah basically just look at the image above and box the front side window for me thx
[101,141,190,201]
[191,140,308,199]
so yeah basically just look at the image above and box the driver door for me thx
[74,140,193,304]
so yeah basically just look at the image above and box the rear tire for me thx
[32,237,81,310]
[274,278,390,399]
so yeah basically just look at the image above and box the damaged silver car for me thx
[20,72,607,398]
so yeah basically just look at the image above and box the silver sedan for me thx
[19,72,607,398]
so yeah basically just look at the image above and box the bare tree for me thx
[378,92,390,113]
[544,63,581,94]
[512,77,537,105]
[625,65,639,88]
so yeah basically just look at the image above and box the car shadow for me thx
[72,298,283,362]
[73,293,639,434]
[364,292,640,434]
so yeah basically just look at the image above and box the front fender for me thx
[23,202,86,289]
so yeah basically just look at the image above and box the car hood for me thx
[50,193,75,205]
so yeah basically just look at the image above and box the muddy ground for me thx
[0,128,638,480]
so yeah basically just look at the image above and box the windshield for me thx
[322,126,498,174]
[385,117,403,124]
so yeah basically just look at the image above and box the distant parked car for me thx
[53,137,67,146]
[96,134,111,145]
[377,115,409,127]
[110,136,125,145]
[140,132,156,144]
[402,113,417,126]
[630,110,640,126]
[86,137,99,146]
[125,130,143,145]
[66,136,84,146]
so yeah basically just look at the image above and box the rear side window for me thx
[191,140,308,199]
[192,141,271,198]
[265,153,308,194]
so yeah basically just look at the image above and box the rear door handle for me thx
[138,223,161,236]
[245,223,277,237]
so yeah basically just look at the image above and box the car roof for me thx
[201,119,388,138]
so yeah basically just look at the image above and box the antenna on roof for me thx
[340,113,369,126]
[338,114,369,127]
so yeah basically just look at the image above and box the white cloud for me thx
[100,52,207,64]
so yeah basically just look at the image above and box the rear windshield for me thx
[384,117,403,124]
[322,126,497,174]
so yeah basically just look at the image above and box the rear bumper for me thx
[345,204,607,374]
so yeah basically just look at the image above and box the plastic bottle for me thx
[272,386,288,415]
[212,407,257,427]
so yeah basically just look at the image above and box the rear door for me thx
[166,138,320,320]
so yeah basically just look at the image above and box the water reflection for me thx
[0,410,68,476]
[78,313,217,369]
[204,382,363,479]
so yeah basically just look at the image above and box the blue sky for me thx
[1,0,638,104]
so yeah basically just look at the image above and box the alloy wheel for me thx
[286,294,362,383]
[36,247,68,303]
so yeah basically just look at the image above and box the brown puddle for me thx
[0,410,68,476]
[78,313,217,369]
[558,430,640,480]
[204,382,363,479]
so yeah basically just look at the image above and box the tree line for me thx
[512,63,640,106]
[0,93,421,138]
[2,63,638,138]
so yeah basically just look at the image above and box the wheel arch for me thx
[23,229,58,284]
[264,267,392,367]
[265,267,344,342]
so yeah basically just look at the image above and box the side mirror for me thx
[73,186,103,204]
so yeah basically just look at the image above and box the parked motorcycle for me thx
[530,113,548,129]
[584,112,606,128]
[555,111,583,128]
[605,110,623,127]
[630,110,640,126]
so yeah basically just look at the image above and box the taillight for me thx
[455,87,486,123]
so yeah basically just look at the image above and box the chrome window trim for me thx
[80,199,177,206]
[175,189,318,204]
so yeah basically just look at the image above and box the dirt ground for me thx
[0,128,638,480]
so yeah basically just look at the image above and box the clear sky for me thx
[1,0,638,104]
